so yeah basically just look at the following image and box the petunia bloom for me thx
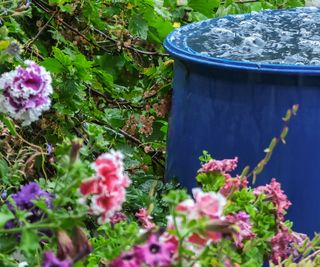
[134,234,177,267]
[11,182,52,211]
[6,182,52,233]
[171,188,227,246]
[109,251,142,267]
[79,150,131,224]
[42,251,72,267]
[0,60,53,125]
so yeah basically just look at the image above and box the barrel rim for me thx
[164,7,320,74]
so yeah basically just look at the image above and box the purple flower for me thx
[42,251,72,267]
[1,190,7,199]
[6,182,52,231]
[0,60,53,126]
[11,182,52,211]
[134,234,176,267]
[109,251,142,267]
[226,211,256,248]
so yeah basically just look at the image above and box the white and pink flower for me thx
[171,188,227,246]
[0,60,53,125]
[79,150,131,224]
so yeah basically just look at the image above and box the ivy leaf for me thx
[129,15,149,40]
[189,0,220,17]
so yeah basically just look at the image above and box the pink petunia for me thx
[134,234,177,267]
[79,150,131,224]
[193,188,226,220]
[171,188,227,246]
[109,251,142,267]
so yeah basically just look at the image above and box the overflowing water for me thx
[172,7,320,65]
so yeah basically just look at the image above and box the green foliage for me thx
[0,0,307,266]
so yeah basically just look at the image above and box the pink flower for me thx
[193,188,226,220]
[79,150,131,224]
[270,227,294,263]
[134,234,177,267]
[254,178,291,222]
[0,60,53,125]
[198,157,238,173]
[226,212,256,247]
[176,188,226,221]
[224,258,234,267]
[110,212,127,225]
[220,175,248,197]
[109,251,142,267]
[172,188,227,246]
[135,208,156,230]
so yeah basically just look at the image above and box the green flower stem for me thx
[0,223,58,234]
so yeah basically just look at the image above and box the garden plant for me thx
[1,0,319,266]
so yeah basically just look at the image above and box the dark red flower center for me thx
[122,254,134,261]
[150,243,161,254]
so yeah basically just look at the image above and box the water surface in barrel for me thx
[180,8,320,65]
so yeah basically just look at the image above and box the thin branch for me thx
[32,0,110,52]
[90,119,165,168]
[24,9,59,48]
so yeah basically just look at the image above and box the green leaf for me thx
[0,115,16,136]
[20,229,40,257]
[129,14,149,40]
[41,58,64,73]
[189,0,220,17]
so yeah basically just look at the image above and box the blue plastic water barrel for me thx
[164,8,320,237]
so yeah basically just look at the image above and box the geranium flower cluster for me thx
[79,150,131,224]
[198,157,248,197]
[254,178,291,222]
[198,157,238,173]
[0,60,53,125]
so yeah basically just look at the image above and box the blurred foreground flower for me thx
[0,60,53,125]
[42,251,71,267]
